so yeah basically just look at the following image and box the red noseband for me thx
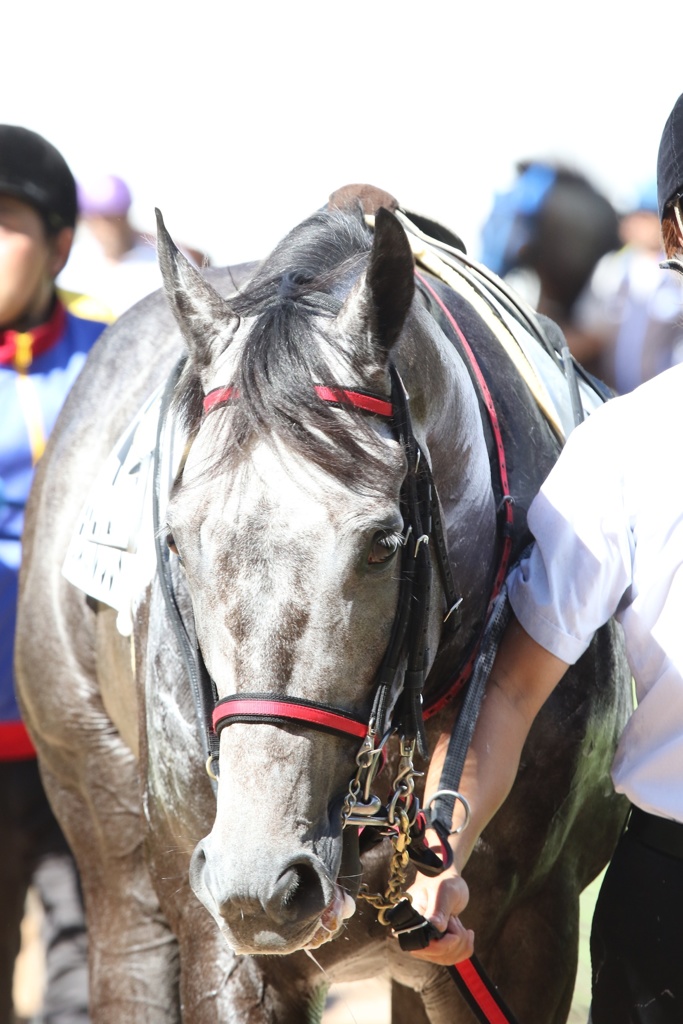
[212,695,368,739]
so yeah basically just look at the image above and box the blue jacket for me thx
[0,294,110,759]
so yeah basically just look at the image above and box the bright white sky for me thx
[3,1,680,267]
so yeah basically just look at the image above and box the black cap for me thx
[0,125,77,233]
[657,95,683,220]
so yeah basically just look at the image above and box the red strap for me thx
[416,272,514,720]
[313,385,392,418]
[213,697,368,739]
[453,959,516,1024]
[203,384,392,418]
[204,385,237,413]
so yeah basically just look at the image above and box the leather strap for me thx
[386,900,520,1024]
[213,694,367,739]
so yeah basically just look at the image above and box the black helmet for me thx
[657,94,683,220]
[0,124,77,234]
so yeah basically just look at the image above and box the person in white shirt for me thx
[406,92,683,1024]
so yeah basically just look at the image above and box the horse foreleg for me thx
[388,949,476,1024]
[38,750,181,1024]
[476,875,580,1024]
[390,980,431,1024]
[172,928,328,1024]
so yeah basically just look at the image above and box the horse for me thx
[15,184,632,1024]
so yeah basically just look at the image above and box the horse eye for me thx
[166,534,180,557]
[368,531,403,565]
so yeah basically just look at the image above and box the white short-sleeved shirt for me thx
[507,362,683,821]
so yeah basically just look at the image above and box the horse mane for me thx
[174,206,401,493]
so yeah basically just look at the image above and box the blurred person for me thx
[59,173,208,316]
[479,160,620,355]
[0,125,111,1024]
[572,180,683,393]
[405,92,683,1023]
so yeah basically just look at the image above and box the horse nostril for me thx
[267,859,328,926]
[189,842,208,896]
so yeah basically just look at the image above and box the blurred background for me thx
[8,0,682,395]
[4,0,678,272]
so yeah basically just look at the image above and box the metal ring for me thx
[425,789,471,835]
[205,755,219,781]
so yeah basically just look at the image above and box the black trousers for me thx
[590,807,683,1023]
[0,759,89,1024]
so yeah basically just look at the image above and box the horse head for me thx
[155,199,495,954]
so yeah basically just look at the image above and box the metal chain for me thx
[357,806,414,925]
[387,737,422,825]
[345,736,424,923]
[341,727,394,825]
[341,777,363,821]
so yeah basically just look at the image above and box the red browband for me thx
[203,384,393,418]
[213,696,368,739]
[203,385,237,413]
[313,386,393,417]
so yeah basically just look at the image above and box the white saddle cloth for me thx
[62,384,186,636]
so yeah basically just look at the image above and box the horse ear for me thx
[336,206,415,357]
[155,209,239,381]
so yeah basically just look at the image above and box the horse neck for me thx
[397,317,495,516]
[396,317,499,650]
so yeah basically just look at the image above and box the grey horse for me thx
[15,187,631,1023]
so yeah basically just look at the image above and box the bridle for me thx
[152,277,521,1024]
[205,362,463,760]
[153,274,515,837]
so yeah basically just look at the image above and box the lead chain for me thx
[357,807,413,925]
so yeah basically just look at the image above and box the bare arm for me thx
[406,614,570,965]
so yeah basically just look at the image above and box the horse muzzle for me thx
[189,837,356,955]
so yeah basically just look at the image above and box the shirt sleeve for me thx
[508,402,634,664]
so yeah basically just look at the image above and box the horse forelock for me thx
[173,208,405,495]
